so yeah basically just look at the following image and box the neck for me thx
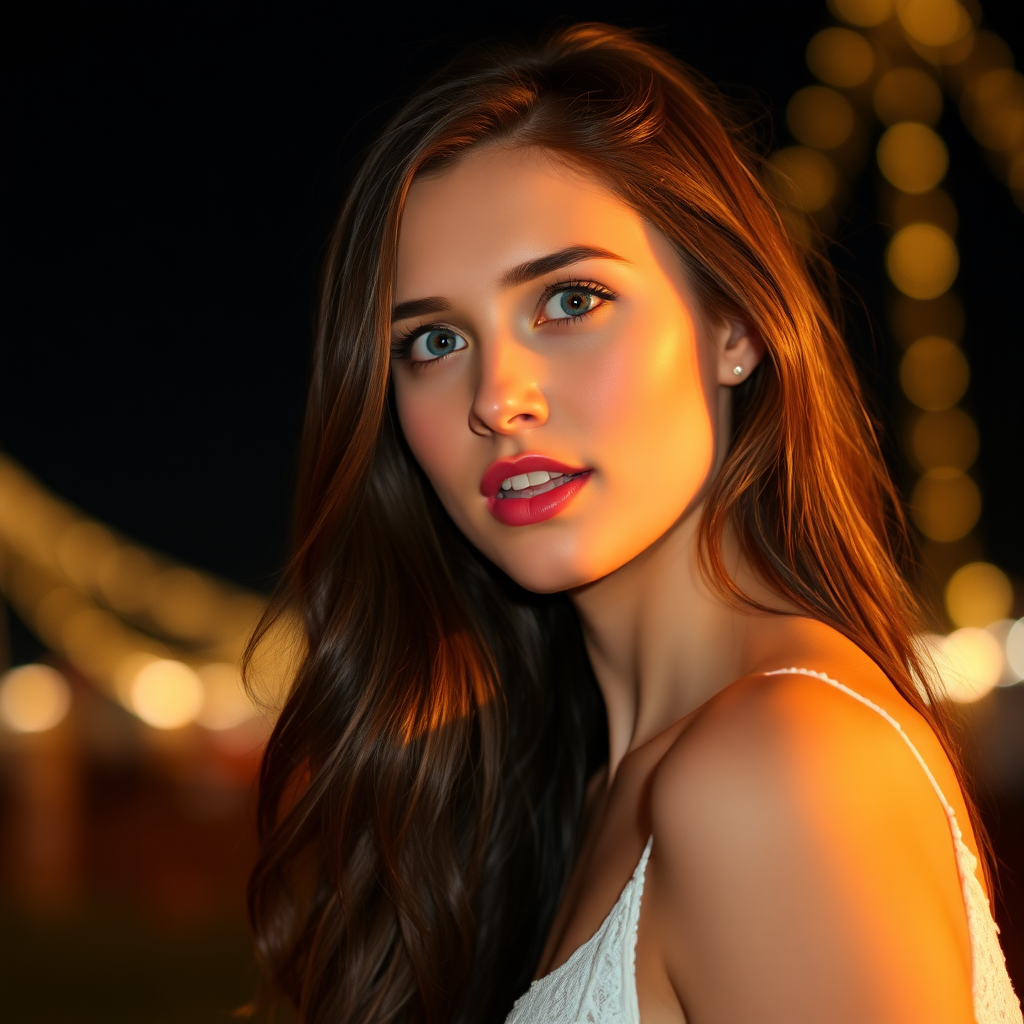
[570,502,794,782]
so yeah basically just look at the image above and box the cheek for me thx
[581,316,714,483]
[394,382,463,493]
[391,376,475,512]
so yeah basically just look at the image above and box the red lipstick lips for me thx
[480,455,592,527]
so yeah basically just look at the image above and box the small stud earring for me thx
[733,365,743,376]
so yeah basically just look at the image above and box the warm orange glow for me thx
[806,28,875,88]
[908,407,978,471]
[896,0,971,49]
[60,606,128,682]
[886,224,958,299]
[877,123,949,194]
[874,67,944,126]
[768,147,838,212]
[146,566,219,641]
[33,587,88,651]
[56,520,117,591]
[245,610,306,707]
[899,337,969,410]
[934,628,1005,703]
[1006,619,1024,679]
[129,659,204,729]
[97,544,161,616]
[961,68,1024,153]
[946,562,1014,629]
[0,664,72,733]
[787,87,857,150]
[196,662,255,731]
[828,0,893,28]
[910,468,981,542]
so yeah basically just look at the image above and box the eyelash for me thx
[537,279,618,325]
[391,278,618,365]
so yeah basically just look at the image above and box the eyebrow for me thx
[390,245,628,323]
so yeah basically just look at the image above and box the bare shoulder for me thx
[653,664,921,815]
[645,665,976,1023]
[649,666,946,874]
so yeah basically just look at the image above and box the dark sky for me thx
[2,3,1022,641]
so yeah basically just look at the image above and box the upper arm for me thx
[646,673,974,1024]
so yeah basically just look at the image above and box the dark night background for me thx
[3,2,1021,609]
[1,3,1022,1021]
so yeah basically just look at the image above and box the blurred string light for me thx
[768,0,1023,701]
[1,1,1020,718]
[0,455,300,731]
[0,663,71,733]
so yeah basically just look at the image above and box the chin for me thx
[494,558,582,595]
[480,542,592,596]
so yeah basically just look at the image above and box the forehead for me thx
[395,146,651,295]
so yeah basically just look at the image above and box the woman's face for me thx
[391,145,753,593]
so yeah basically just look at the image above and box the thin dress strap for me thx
[761,667,962,838]
[761,667,1022,1024]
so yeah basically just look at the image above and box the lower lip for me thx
[486,472,592,527]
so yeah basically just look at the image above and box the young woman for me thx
[245,24,1021,1024]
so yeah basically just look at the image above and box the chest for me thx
[533,756,687,1021]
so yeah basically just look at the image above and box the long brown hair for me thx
[245,23,983,1024]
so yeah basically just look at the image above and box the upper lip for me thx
[479,454,590,497]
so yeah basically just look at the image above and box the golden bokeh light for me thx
[97,545,161,616]
[886,223,958,299]
[899,337,969,410]
[768,147,838,212]
[33,586,87,651]
[146,566,219,641]
[196,663,254,731]
[60,606,127,682]
[56,520,117,591]
[877,123,949,194]
[874,67,944,126]
[806,28,875,88]
[0,664,72,733]
[1006,619,1024,679]
[130,659,204,730]
[909,407,978,471]
[828,0,893,27]
[896,0,971,49]
[946,562,1014,629]
[114,652,161,708]
[933,628,1005,703]
[787,87,857,150]
[910,468,981,542]
[961,68,1024,153]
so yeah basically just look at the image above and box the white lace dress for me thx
[505,668,1022,1024]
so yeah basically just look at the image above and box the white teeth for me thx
[497,469,574,497]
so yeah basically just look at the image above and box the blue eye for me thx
[540,284,611,323]
[408,327,467,362]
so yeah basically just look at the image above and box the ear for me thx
[712,318,765,387]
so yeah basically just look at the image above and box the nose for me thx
[469,335,549,436]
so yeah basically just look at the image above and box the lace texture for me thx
[505,837,651,1024]
[504,667,1022,1024]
